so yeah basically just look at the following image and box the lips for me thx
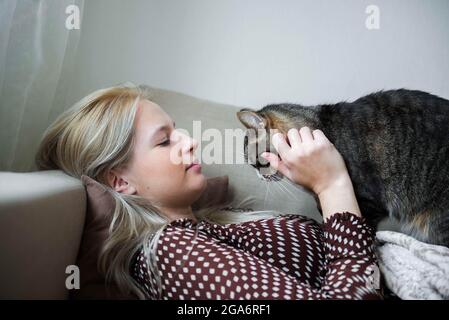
[185,160,200,171]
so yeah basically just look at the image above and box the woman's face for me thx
[108,99,206,209]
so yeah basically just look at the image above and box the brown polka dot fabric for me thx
[131,212,382,300]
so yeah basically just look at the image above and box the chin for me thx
[190,175,207,201]
[197,174,207,191]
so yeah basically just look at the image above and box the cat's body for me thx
[237,89,449,247]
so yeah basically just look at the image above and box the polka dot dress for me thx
[131,212,382,300]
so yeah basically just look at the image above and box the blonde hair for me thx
[35,83,281,299]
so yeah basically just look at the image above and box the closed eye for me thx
[158,138,170,146]
[157,121,176,147]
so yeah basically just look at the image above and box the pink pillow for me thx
[71,175,229,299]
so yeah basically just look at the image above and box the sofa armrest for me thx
[0,170,86,299]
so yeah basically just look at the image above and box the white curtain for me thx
[0,0,84,172]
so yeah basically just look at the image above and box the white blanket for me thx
[376,231,449,300]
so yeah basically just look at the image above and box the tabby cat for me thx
[237,89,449,247]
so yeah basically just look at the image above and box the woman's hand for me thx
[261,127,361,221]
[261,127,349,196]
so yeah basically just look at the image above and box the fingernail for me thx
[261,152,268,158]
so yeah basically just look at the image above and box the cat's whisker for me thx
[269,180,284,197]
[277,180,298,201]
[273,183,283,199]
[276,181,292,199]
[283,177,303,190]
[280,181,297,195]
[263,182,270,210]
[273,182,294,203]
[283,181,301,199]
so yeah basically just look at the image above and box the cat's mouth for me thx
[253,163,284,182]
[256,170,283,182]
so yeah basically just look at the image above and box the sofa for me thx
[0,86,397,299]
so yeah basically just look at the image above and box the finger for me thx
[271,132,291,160]
[312,129,330,143]
[287,128,302,148]
[299,126,314,143]
[261,152,290,175]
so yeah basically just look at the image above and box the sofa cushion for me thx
[70,175,125,299]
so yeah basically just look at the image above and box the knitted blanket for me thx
[376,231,449,300]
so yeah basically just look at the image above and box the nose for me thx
[188,137,198,154]
[177,130,197,155]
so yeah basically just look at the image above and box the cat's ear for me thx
[237,109,267,129]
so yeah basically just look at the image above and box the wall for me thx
[63,0,449,108]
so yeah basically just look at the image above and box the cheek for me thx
[149,149,184,178]
[133,148,205,204]
[143,150,186,187]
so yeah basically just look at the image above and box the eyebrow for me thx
[149,121,176,141]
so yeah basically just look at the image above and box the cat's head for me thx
[236,108,293,182]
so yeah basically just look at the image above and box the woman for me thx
[35,84,381,300]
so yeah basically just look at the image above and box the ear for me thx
[236,109,267,129]
[106,169,137,195]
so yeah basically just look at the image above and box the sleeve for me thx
[147,212,382,300]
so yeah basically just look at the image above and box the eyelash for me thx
[157,123,175,147]
[158,138,170,146]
